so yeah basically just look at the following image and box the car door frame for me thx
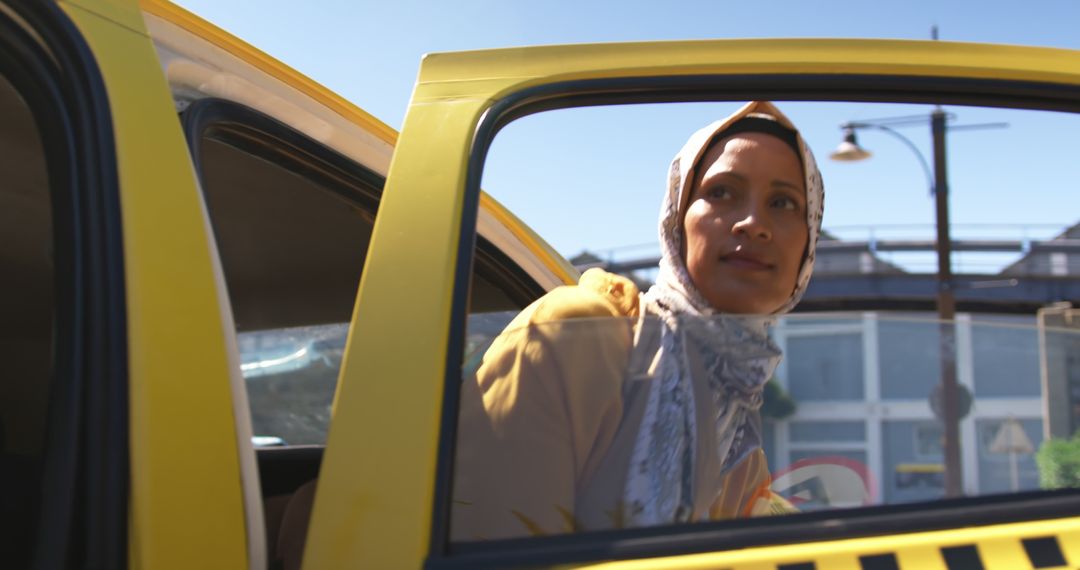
[51,1,258,568]
[0,1,126,566]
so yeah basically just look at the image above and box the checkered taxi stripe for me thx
[769,536,1071,569]
[582,517,1080,570]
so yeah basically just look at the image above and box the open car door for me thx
[310,40,1080,569]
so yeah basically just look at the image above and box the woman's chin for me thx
[698,278,790,315]
[705,296,783,316]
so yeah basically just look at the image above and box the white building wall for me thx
[771,312,1044,506]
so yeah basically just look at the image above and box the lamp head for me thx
[830,128,872,162]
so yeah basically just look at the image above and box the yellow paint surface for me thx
[59,1,248,568]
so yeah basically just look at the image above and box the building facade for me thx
[765,312,1047,507]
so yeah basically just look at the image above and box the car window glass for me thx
[455,101,1080,542]
[194,111,542,447]
[199,136,375,332]
[197,130,375,447]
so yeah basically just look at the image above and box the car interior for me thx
[0,65,53,570]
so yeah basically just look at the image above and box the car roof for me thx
[140,0,578,288]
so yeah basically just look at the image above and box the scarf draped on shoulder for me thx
[622,101,825,526]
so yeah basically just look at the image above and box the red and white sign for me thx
[771,456,876,510]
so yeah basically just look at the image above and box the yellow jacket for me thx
[451,269,790,541]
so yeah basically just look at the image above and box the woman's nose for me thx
[731,207,772,241]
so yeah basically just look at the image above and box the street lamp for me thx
[830,108,963,497]
[830,128,871,162]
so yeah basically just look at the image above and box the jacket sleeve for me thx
[450,271,638,541]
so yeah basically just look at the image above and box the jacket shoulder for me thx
[526,268,641,325]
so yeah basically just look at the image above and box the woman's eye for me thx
[771,195,800,211]
[706,186,732,200]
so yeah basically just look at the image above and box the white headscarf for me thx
[622,101,825,526]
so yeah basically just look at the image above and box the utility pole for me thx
[931,108,963,497]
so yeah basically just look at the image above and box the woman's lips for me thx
[720,252,773,271]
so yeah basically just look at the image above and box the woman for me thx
[451,101,824,541]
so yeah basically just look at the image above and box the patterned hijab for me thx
[623,101,825,526]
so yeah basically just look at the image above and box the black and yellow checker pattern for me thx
[579,517,1080,569]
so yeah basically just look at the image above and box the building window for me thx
[879,319,940,400]
[787,333,864,401]
[971,317,1041,398]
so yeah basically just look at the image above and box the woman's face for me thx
[681,132,809,314]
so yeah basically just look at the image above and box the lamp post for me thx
[830,108,963,497]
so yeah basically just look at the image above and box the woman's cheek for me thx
[682,213,711,281]
[779,225,809,284]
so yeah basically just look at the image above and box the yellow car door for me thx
[0,0,252,568]
[311,40,1080,568]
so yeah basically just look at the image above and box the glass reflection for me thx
[240,324,347,446]
[452,313,1080,540]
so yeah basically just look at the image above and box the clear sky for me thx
[174,0,1080,272]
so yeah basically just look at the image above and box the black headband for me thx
[712,116,802,159]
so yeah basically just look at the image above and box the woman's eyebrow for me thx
[772,180,804,193]
[696,169,743,189]
[705,170,745,182]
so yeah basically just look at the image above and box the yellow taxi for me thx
[5,0,1080,569]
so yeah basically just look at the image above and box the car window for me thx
[455,314,1080,533]
[198,133,376,332]
[187,100,544,447]
[450,99,1080,553]
[186,95,554,567]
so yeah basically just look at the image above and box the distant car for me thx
[6,0,1080,569]
[896,463,946,489]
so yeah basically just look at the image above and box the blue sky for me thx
[174,1,1080,271]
